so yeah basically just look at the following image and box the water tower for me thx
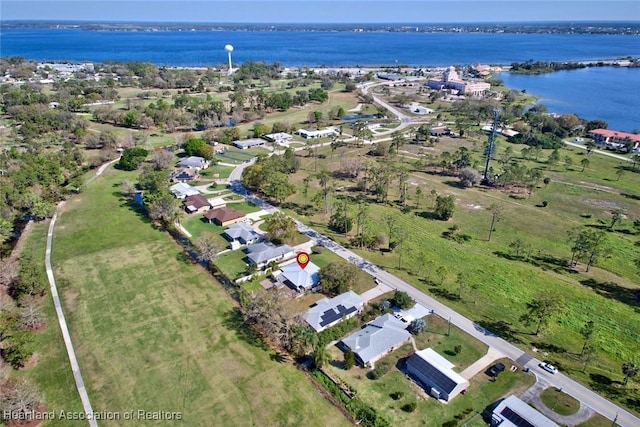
[224,44,234,75]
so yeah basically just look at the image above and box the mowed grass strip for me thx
[50,168,350,427]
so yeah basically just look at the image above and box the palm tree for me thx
[585,140,597,155]
[622,362,639,385]
[313,344,330,369]
[580,158,590,172]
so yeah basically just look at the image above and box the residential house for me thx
[405,348,469,402]
[430,126,451,136]
[305,291,365,332]
[245,242,294,269]
[296,127,338,139]
[589,128,640,152]
[183,194,211,214]
[340,313,411,368]
[264,132,293,144]
[223,222,263,249]
[170,182,199,199]
[177,156,210,170]
[491,395,558,427]
[204,206,246,226]
[171,167,198,183]
[232,138,266,150]
[276,261,320,293]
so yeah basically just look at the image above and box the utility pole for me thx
[482,108,500,185]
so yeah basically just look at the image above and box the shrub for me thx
[542,201,549,207]
[401,401,417,413]
[454,345,462,355]
[390,391,404,400]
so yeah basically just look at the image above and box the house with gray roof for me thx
[406,348,469,402]
[223,223,263,249]
[305,291,364,332]
[170,182,199,199]
[276,261,320,293]
[245,242,294,269]
[491,395,558,427]
[232,138,266,150]
[177,156,210,170]
[340,313,411,368]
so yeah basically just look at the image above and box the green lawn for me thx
[17,223,85,427]
[540,386,581,416]
[280,136,640,413]
[200,165,234,179]
[46,167,350,427]
[214,249,251,281]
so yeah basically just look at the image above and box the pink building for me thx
[589,129,640,151]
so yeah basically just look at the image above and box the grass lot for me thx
[279,132,640,413]
[414,314,489,371]
[540,387,581,416]
[200,165,234,179]
[48,167,350,427]
[17,223,85,427]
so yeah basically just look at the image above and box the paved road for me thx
[564,140,633,162]
[46,208,99,427]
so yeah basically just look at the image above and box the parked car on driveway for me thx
[540,363,558,374]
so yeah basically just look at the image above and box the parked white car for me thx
[540,363,558,374]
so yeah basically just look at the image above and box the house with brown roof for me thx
[183,194,211,214]
[204,206,246,226]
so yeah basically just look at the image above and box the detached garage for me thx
[406,348,469,402]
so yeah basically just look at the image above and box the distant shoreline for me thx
[3,20,640,35]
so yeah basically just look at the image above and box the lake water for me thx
[499,67,640,132]
[1,27,639,131]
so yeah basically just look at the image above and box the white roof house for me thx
[276,261,320,292]
[223,223,263,249]
[177,156,209,170]
[406,348,469,402]
[264,132,293,143]
[232,138,266,149]
[491,395,558,427]
[245,242,294,268]
[170,182,199,199]
[305,291,364,332]
[296,127,338,139]
[340,313,411,368]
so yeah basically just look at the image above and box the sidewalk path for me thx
[46,207,99,427]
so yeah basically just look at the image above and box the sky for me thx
[2,0,639,23]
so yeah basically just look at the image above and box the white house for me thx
[491,395,558,427]
[264,132,293,144]
[296,127,337,139]
[245,242,294,269]
[177,156,210,170]
[406,348,469,402]
[276,261,320,292]
[170,182,199,199]
[340,313,411,368]
[305,291,364,332]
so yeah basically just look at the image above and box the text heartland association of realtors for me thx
[3,409,183,421]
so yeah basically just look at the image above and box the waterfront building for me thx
[427,66,491,96]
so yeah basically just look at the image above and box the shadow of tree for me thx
[269,352,287,363]
[493,250,571,274]
[475,319,522,344]
[429,286,461,302]
[531,341,567,354]
[589,373,623,399]
[580,278,640,309]
[222,308,268,351]
[415,210,441,221]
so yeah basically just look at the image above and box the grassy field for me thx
[279,130,640,413]
[46,167,350,427]
[16,222,86,427]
